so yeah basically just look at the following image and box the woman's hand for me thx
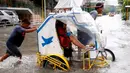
[82,45,94,53]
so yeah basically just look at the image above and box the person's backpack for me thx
[57,27,71,49]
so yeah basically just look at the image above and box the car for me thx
[0,10,19,26]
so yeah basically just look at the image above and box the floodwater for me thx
[0,14,130,73]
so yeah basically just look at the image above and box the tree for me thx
[30,0,42,7]
[30,0,57,9]
[118,0,123,5]
[121,0,130,20]
[121,0,130,13]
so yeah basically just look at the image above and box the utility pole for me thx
[42,0,46,20]
[42,0,44,20]
[44,0,46,18]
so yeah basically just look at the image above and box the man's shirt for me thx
[7,25,25,47]
[90,10,98,20]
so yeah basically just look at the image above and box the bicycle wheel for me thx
[43,55,69,71]
[100,48,115,62]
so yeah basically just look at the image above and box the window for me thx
[0,11,4,15]
[5,11,14,16]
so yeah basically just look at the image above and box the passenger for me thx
[56,20,93,63]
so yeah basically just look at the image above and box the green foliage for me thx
[118,0,123,5]
[31,0,42,7]
[121,0,130,12]
[0,0,4,4]
[14,1,34,9]
[121,0,130,20]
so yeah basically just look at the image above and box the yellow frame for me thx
[82,51,109,70]
[37,50,110,71]
[36,52,70,71]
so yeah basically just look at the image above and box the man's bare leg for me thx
[0,54,9,62]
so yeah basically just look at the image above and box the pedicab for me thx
[36,0,115,71]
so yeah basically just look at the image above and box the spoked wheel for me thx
[43,55,69,71]
[94,48,115,67]
[100,48,115,62]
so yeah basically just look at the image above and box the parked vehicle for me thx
[0,10,19,26]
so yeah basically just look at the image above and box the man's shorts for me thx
[6,41,22,57]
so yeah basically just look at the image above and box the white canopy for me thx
[54,0,83,9]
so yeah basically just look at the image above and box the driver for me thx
[90,3,104,20]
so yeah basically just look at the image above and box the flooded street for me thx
[97,14,130,73]
[0,14,130,73]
